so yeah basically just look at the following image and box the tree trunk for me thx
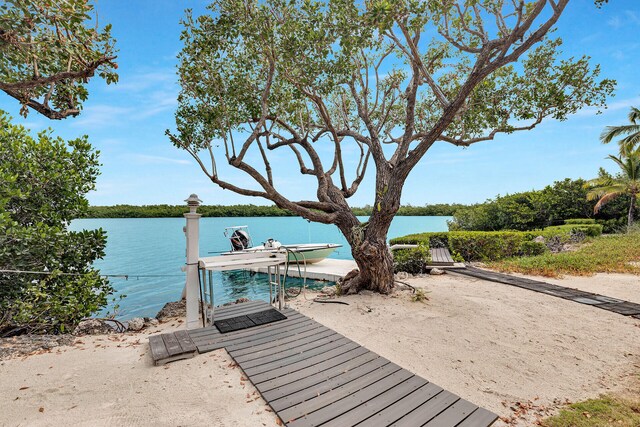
[334,170,402,295]
[339,225,395,295]
[629,194,637,229]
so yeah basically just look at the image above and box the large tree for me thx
[170,0,614,294]
[0,0,117,119]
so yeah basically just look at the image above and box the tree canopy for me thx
[0,0,118,119]
[171,0,614,293]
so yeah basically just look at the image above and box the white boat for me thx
[223,226,341,264]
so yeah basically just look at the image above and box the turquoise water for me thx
[69,216,450,319]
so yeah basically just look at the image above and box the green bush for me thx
[518,240,548,256]
[564,218,596,224]
[0,114,113,335]
[544,223,603,237]
[393,244,431,274]
[597,217,626,234]
[391,231,544,261]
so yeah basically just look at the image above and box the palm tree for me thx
[586,152,640,228]
[600,107,640,155]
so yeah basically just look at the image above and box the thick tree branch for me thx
[0,56,116,91]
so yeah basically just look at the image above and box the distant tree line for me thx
[448,178,633,233]
[85,179,633,233]
[84,203,464,218]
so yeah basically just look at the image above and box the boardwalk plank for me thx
[423,398,478,426]
[236,333,346,370]
[596,302,640,315]
[250,341,362,385]
[321,375,428,427]
[456,407,500,427]
[269,356,389,411]
[222,319,325,351]
[224,321,322,353]
[149,335,169,363]
[280,362,403,424]
[257,347,374,394]
[161,333,183,357]
[286,368,413,427]
[233,328,338,363]
[195,318,318,352]
[366,382,443,426]
[390,391,459,427]
[174,330,197,353]
[455,266,640,320]
[243,337,350,375]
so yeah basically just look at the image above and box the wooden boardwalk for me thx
[454,266,640,320]
[430,248,455,266]
[152,300,497,426]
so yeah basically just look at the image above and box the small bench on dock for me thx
[390,245,457,267]
[148,330,197,366]
[149,300,497,426]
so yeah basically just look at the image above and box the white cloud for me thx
[624,10,640,25]
[135,90,179,119]
[133,154,192,165]
[607,16,623,29]
[108,70,177,93]
[71,105,132,129]
[571,96,640,118]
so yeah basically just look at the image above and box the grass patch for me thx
[410,288,430,303]
[488,232,640,277]
[541,395,640,427]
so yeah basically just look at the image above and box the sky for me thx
[2,0,640,207]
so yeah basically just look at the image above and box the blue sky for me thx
[2,0,640,207]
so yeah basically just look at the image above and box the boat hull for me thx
[223,243,341,264]
[283,245,340,264]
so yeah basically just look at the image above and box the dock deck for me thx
[250,247,464,283]
[150,300,497,426]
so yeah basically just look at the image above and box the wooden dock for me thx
[150,300,497,426]
[251,248,462,283]
[453,266,640,319]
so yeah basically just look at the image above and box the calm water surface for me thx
[69,216,450,319]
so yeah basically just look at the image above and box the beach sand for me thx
[1,272,639,426]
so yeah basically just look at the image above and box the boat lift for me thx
[196,252,288,327]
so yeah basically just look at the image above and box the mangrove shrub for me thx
[0,113,113,335]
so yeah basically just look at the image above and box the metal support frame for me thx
[197,252,288,327]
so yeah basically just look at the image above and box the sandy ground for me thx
[537,272,640,305]
[0,320,279,427]
[1,272,639,426]
[290,273,640,425]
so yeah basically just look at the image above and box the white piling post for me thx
[184,194,202,330]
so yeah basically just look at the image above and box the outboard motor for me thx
[230,229,251,251]
[263,238,282,250]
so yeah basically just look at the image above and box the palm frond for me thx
[606,154,625,170]
[586,183,626,201]
[594,191,622,213]
[600,124,640,144]
[628,106,640,124]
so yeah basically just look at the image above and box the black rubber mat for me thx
[215,309,287,333]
